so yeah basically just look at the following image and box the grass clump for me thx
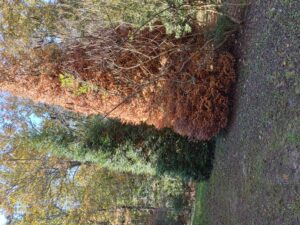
[206,15,237,45]
[192,181,211,225]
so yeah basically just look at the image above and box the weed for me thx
[286,70,300,95]
[287,133,300,145]
[289,197,300,214]
[59,72,75,89]
[206,15,237,45]
[59,72,98,96]
[285,71,296,80]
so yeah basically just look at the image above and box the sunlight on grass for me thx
[192,181,210,225]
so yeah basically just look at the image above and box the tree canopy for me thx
[0,134,189,224]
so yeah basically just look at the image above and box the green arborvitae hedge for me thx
[22,115,214,180]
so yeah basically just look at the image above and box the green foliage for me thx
[192,181,211,225]
[0,0,58,52]
[287,133,300,145]
[59,72,98,96]
[57,0,196,38]
[0,141,188,224]
[206,15,237,44]
[24,115,214,180]
[160,0,194,38]
[0,0,196,44]
[1,96,193,224]
[59,72,75,88]
[77,84,89,95]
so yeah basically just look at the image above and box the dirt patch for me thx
[203,0,300,224]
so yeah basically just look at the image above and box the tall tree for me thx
[18,114,213,179]
[0,0,236,141]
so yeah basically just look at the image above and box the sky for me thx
[0,93,10,225]
[0,214,7,225]
[0,93,8,225]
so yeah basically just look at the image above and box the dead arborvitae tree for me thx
[0,0,237,140]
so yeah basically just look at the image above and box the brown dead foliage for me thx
[0,24,236,140]
[159,52,235,139]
